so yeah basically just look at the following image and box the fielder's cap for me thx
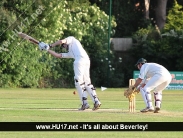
[135,58,147,66]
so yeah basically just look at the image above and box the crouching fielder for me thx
[38,36,101,111]
[133,58,172,113]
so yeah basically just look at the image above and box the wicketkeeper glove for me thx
[124,85,140,102]
[39,42,50,51]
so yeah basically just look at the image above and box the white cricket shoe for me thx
[92,101,101,111]
[140,107,154,113]
[154,107,160,113]
[78,103,90,111]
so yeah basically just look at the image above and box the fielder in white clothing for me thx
[133,58,172,113]
[38,36,101,111]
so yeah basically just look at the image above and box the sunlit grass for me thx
[0,88,183,138]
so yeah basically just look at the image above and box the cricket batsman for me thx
[38,36,101,111]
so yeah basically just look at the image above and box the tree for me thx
[144,0,183,30]
[154,0,168,30]
[164,0,183,31]
[140,0,168,30]
[130,0,183,78]
[90,0,147,37]
[144,0,150,19]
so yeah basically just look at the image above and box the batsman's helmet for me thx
[135,58,147,66]
[61,43,64,48]
[61,43,68,49]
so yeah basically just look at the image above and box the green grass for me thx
[0,88,183,138]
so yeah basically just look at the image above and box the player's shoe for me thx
[154,107,160,113]
[140,107,154,113]
[78,103,90,110]
[92,101,101,111]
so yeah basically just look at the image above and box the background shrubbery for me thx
[129,1,183,73]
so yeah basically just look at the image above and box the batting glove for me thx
[39,42,50,51]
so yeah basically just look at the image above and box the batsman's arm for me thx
[47,49,72,59]
[50,39,67,47]
[47,49,62,58]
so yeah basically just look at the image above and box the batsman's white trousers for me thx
[143,73,172,93]
[73,58,91,85]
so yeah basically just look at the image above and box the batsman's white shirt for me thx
[139,63,172,92]
[61,36,89,60]
[60,36,91,84]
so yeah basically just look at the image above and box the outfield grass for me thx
[0,88,183,138]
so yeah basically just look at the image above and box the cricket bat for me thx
[18,32,39,45]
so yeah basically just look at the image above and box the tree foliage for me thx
[164,0,183,31]
[90,0,147,37]
[128,1,183,79]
